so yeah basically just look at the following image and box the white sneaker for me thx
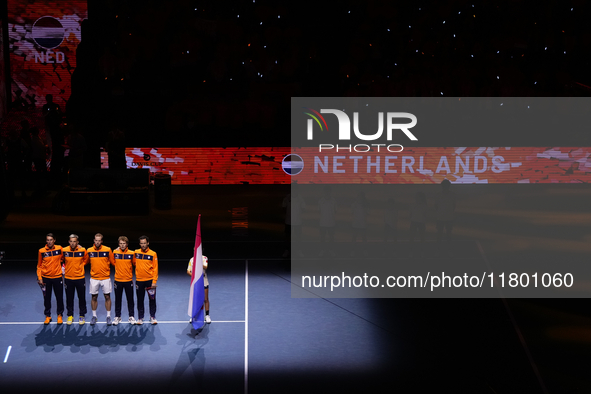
[113,316,121,326]
[128,316,136,325]
[205,315,211,324]
[150,317,157,325]
[137,318,143,325]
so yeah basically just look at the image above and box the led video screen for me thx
[7,0,87,108]
[100,147,289,185]
[101,147,591,185]
[291,146,591,184]
[0,16,6,120]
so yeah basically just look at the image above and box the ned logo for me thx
[32,16,66,64]
[303,108,418,141]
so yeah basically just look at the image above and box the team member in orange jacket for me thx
[113,236,136,325]
[37,233,64,325]
[134,235,158,325]
[87,233,115,326]
[61,234,88,325]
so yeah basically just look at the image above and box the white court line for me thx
[1,257,480,263]
[244,259,249,394]
[159,257,480,262]
[215,257,479,261]
[2,240,475,244]
[0,320,244,325]
[3,346,11,363]
[1,240,284,244]
[153,320,245,324]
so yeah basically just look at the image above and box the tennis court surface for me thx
[1,184,590,393]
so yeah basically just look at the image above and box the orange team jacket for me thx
[134,248,158,285]
[86,245,115,280]
[113,247,135,282]
[61,246,88,280]
[37,244,63,281]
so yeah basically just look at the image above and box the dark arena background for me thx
[1,1,591,393]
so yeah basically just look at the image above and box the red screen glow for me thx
[101,147,591,185]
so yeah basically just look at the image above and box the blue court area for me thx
[0,257,403,393]
[0,260,246,392]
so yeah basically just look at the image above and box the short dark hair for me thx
[441,179,451,189]
[46,233,55,240]
[139,235,149,242]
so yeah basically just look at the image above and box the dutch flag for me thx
[188,215,205,329]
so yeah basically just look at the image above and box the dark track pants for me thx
[43,276,64,317]
[65,278,87,317]
[115,280,135,318]
[136,280,156,319]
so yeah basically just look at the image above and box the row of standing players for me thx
[37,233,211,326]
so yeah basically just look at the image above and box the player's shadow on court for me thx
[169,323,210,388]
[22,323,164,352]
[0,303,15,317]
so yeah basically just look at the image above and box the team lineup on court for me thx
[37,232,211,327]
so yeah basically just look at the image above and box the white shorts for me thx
[204,272,209,288]
[90,278,112,295]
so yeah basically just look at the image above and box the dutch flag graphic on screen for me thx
[188,215,206,329]
[32,16,65,49]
